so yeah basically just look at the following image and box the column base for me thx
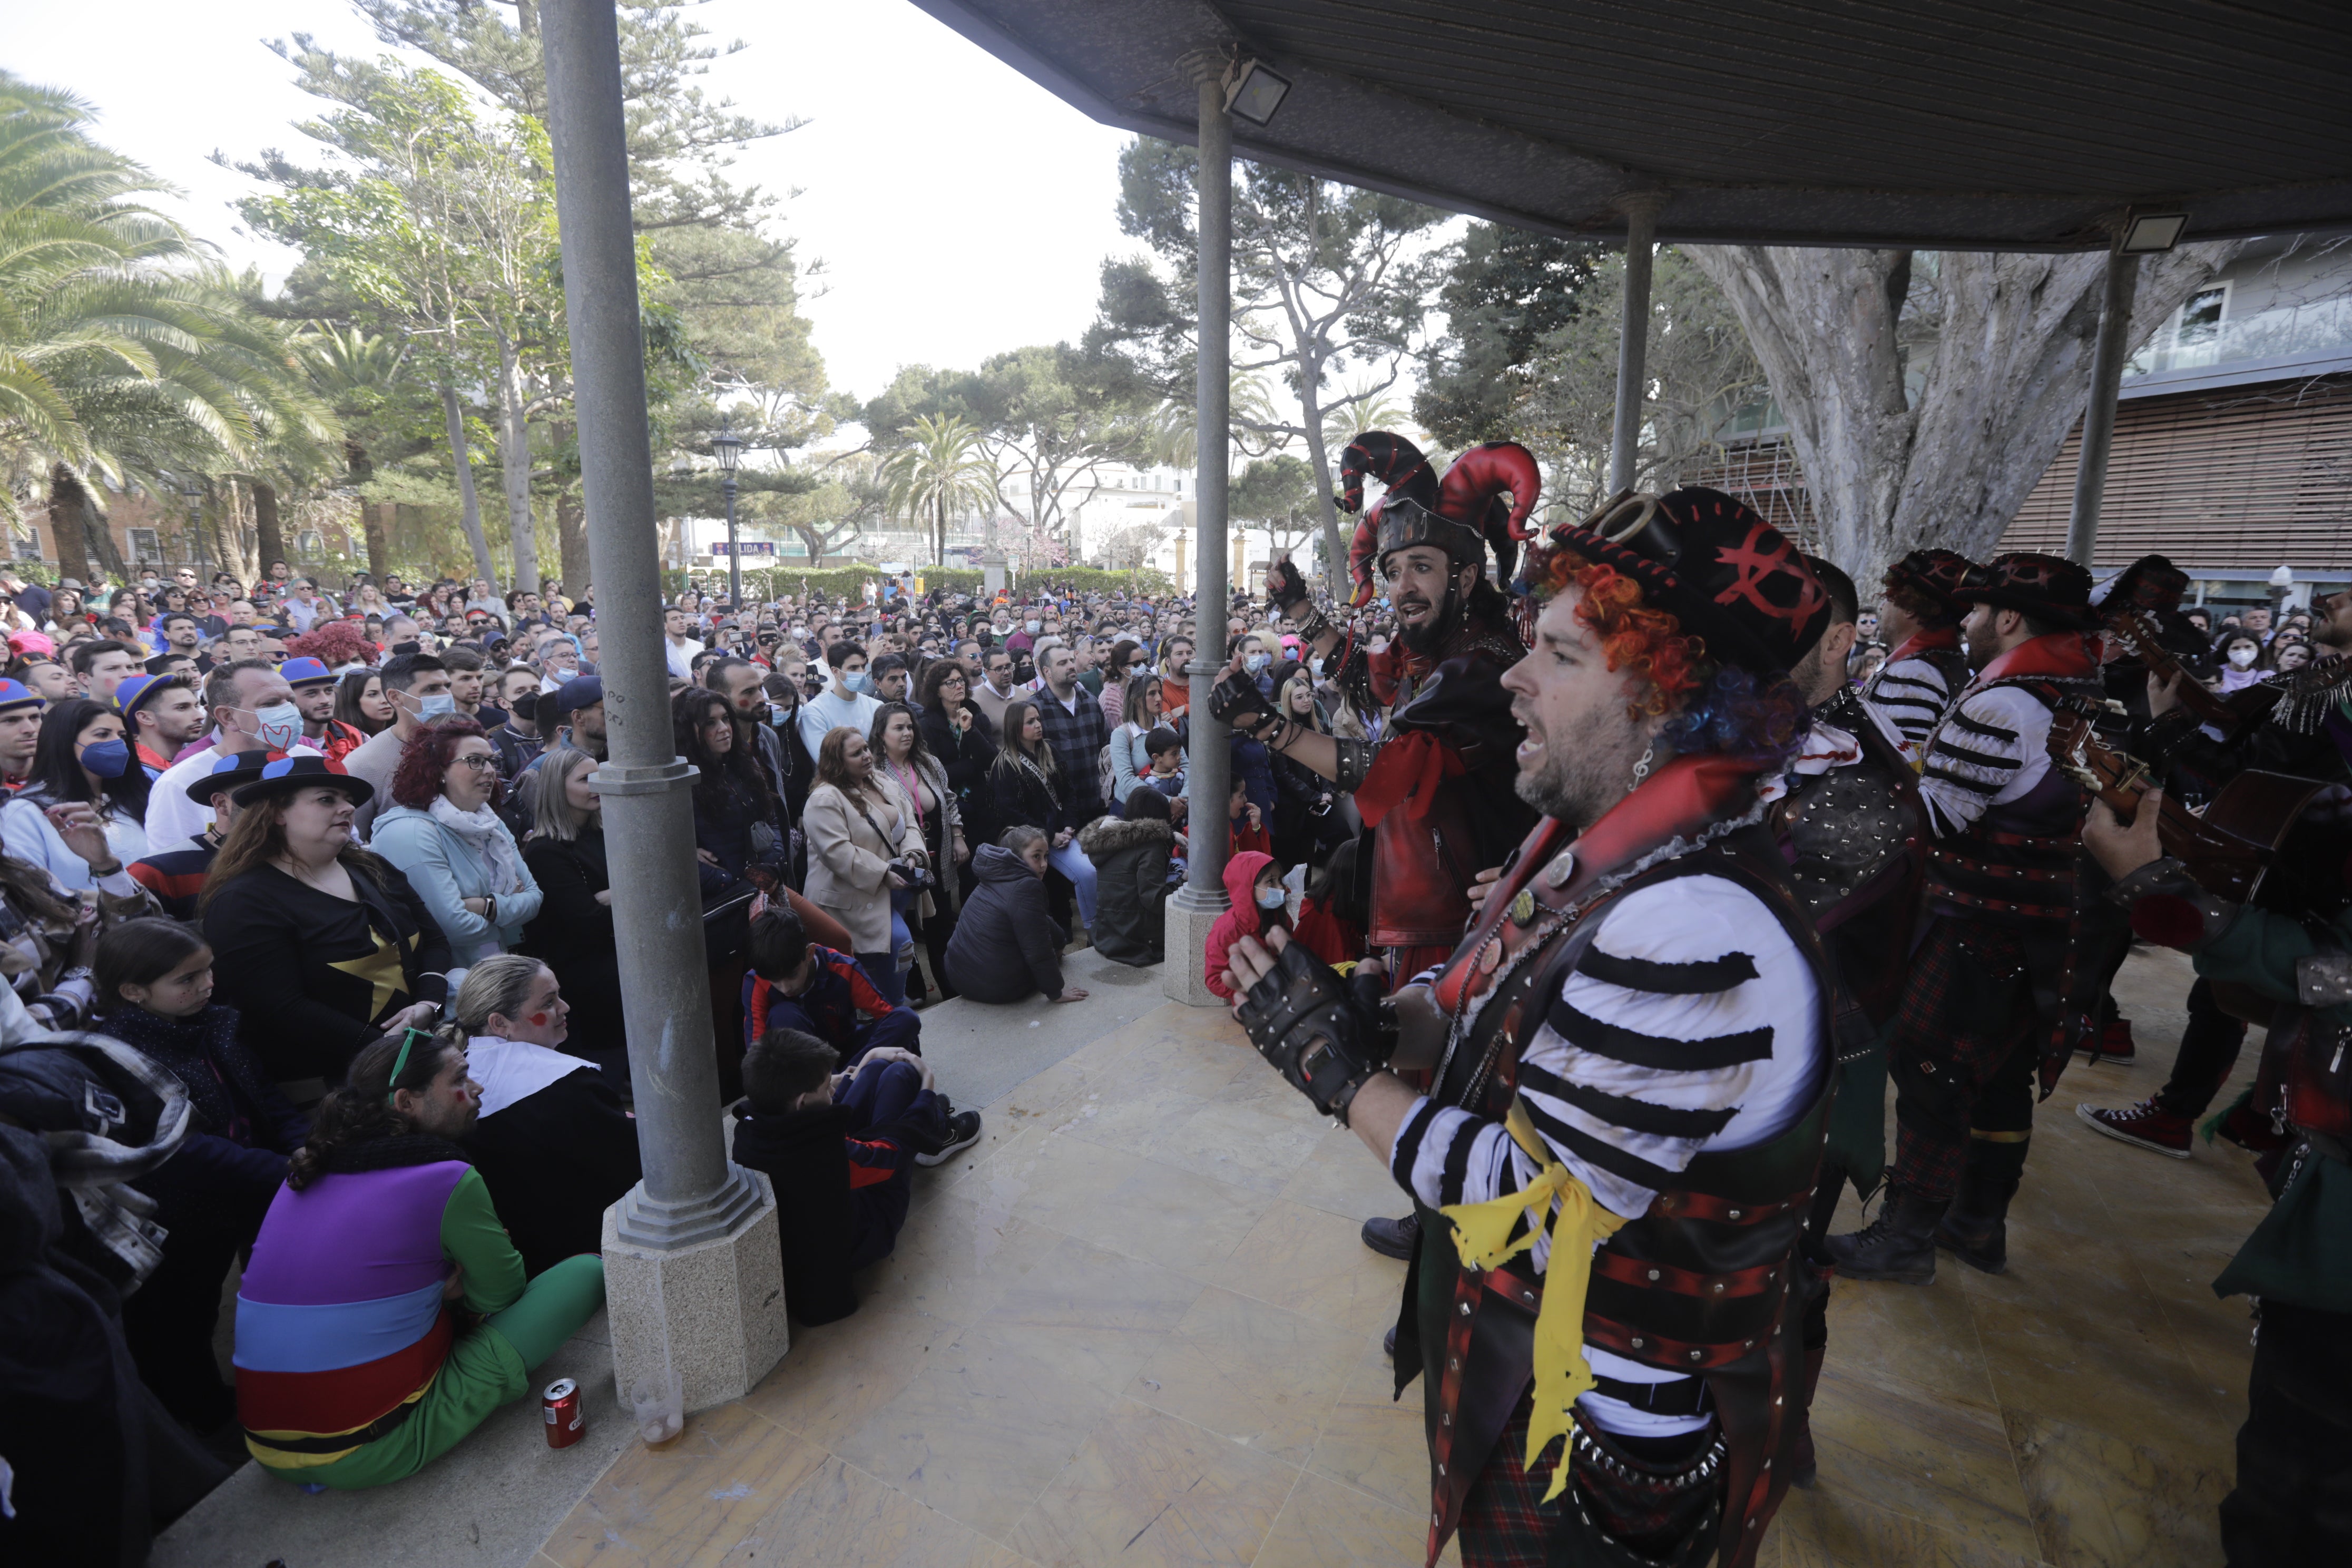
[1162,887,1231,1007]
[601,1167,790,1414]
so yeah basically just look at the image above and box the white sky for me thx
[7,0,1140,404]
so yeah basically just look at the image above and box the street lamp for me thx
[179,474,206,576]
[712,423,743,610]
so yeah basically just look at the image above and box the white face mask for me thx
[1256,886,1286,909]
[2226,645,2258,669]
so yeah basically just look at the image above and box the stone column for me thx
[1164,66,1234,1006]
[2065,245,2140,569]
[1609,194,1664,496]
[540,0,786,1414]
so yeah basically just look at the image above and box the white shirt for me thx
[143,736,320,848]
[798,687,881,758]
[665,636,704,680]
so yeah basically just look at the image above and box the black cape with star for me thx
[203,861,452,1084]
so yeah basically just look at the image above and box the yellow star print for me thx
[327,928,414,1022]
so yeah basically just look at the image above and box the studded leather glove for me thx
[1207,669,1274,734]
[1266,559,1310,617]
[1235,940,1397,1123]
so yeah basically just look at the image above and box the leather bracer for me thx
[1236,941,1397,1123]
[1331,736,1373,793]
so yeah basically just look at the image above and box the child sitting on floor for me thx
[742,904,920,1067]
[730,1028,982,1325]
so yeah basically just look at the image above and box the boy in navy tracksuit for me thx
[740,905,920,1066]
[730,1029,979,1324]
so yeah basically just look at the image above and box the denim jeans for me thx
[1048,839,1097,928]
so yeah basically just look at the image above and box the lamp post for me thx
[713,424,743,611]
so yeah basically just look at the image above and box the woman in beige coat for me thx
[801,725,926,1004]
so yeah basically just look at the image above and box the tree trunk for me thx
[557,490,589,599]
[364,503,393,582]
[1683,242,2242,587]
[253,480,287,576]
[47,464,92,586]
[439,383,500,586]
[1293,367,1345,591]
[493,332,540,595]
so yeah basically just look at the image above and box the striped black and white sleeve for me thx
[1863,655,1954,751]
[1389,876,1821,1258]
[1917,685,2051,838]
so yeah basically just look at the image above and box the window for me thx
[126,528,162,565]
[12,529,41,562]
[2174,285,2228,367]
[297,529,324,556]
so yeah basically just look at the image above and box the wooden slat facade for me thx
[1689,372,2352,576]
[2001,374,2352,572]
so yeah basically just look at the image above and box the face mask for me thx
[842,670,874,694]
[1256,886,1287,909]
[79,738,132,778]
[1244,652,1270,674]
[252,701,304,752]
[1025,620,1041,634]
[413,692,456,721]
[1310,656,1325,677]
[2227,646,2258,668]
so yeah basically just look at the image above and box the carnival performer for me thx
[2077,583,2352,1158]
[1829,553,2112,1284]
[1765,556,1928,1484]
[1858,547,1974,761]
[1219,433,1541,1263]
[2081,783,2352,1568]
[1222,487,1834,1568]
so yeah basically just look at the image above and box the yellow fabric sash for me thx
[1439,1099,1631,1502]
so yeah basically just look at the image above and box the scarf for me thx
[96,1004,267,1138]
[427,795,525,896]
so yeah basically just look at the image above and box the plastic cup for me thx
[630,1368,684,1448]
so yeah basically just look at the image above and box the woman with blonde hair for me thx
[802,724,925,1004]
[988,698,1097,932]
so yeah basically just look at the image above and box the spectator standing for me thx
[333,668,394,738]
[115,672,207,779]
[1097,638,1143,730]
[968,645,1020,732]
[916,660,997,860]
[368,719,543,973]
[201,757,448,1085]
[989,698,1098,931]
[485,669,547,782]
[662,605,703,680]
[343,652,454,839]
[130,750,266,918]
[675,687,788,897]
[1105,674,1164,806]
[281,656,367,763]
[1031,640,1110,824]
[518,747,626,1086]
[797,640,881,760]
[2,698,151,888]
[802,725,924,1005]
[873,702,963,997]
[144,660,311,845]
[447,956,641,1276]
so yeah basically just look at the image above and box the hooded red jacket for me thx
[1203,849,1287,1002]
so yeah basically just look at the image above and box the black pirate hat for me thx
[2092,553,2191,615]
[1883,548,1974,612]
[1535,487,1831,675]
[1953,552,2100,631]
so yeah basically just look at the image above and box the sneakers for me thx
[915,1109,984,1167]
[2076,1098,2191,1158]
[2083,1017,2137,1064]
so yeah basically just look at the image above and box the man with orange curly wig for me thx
[1222,487,1835,1568]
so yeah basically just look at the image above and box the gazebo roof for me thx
[909,0,2351,250]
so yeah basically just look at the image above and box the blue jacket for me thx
[368,803,544,966]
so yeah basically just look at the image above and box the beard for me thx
[1397,581,1462,659]
[1513,721,1651,830]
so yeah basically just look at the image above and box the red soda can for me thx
[543,1377,584,1448]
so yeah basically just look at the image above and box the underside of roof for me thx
[908,0,2352,251]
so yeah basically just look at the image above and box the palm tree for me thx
[879,414,996,566]
[1146,371,1282,470]
[1,75,335,575]
[1319,377,1414,455]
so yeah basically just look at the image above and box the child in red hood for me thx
[1203,849,1290,1002]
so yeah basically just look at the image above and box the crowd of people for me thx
[1,466,2345,1567]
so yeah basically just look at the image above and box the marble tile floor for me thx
[513,941,2269,1568]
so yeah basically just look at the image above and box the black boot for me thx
[1361,1214,1419,1260]
[1935,1134,2028,1275]
[1823,1185,1947,1285]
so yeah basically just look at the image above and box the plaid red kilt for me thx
[1455,1396,1723,1568]
[1887,916,2042,1201]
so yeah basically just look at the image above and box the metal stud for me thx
[1437,1463,1446,1476]
[1630,1336,1644,1349]
[1458,1301,1472,1316]
[1712,1282,1726,1294]
[1450,1357,1461,1370]
[1647,1268,1661,1280]
[1689,1349,1703,1362]
[1727,1208,1742,1219]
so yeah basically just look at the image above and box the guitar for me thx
[2046,698,2337,907]
[2102,604,2240,732]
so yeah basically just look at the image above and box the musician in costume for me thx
[1222,433,1541,1262]
[2082,785,2352,1567]
[1828,553,2111,1284]
[1858,548,1974,761]
[1222,487,1833,1568]
[2079,583,2352,1159]
[1765,556,1928,1485]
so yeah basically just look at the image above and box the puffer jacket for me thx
[1077,814,1172,967]
[943,844,1066,1003]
